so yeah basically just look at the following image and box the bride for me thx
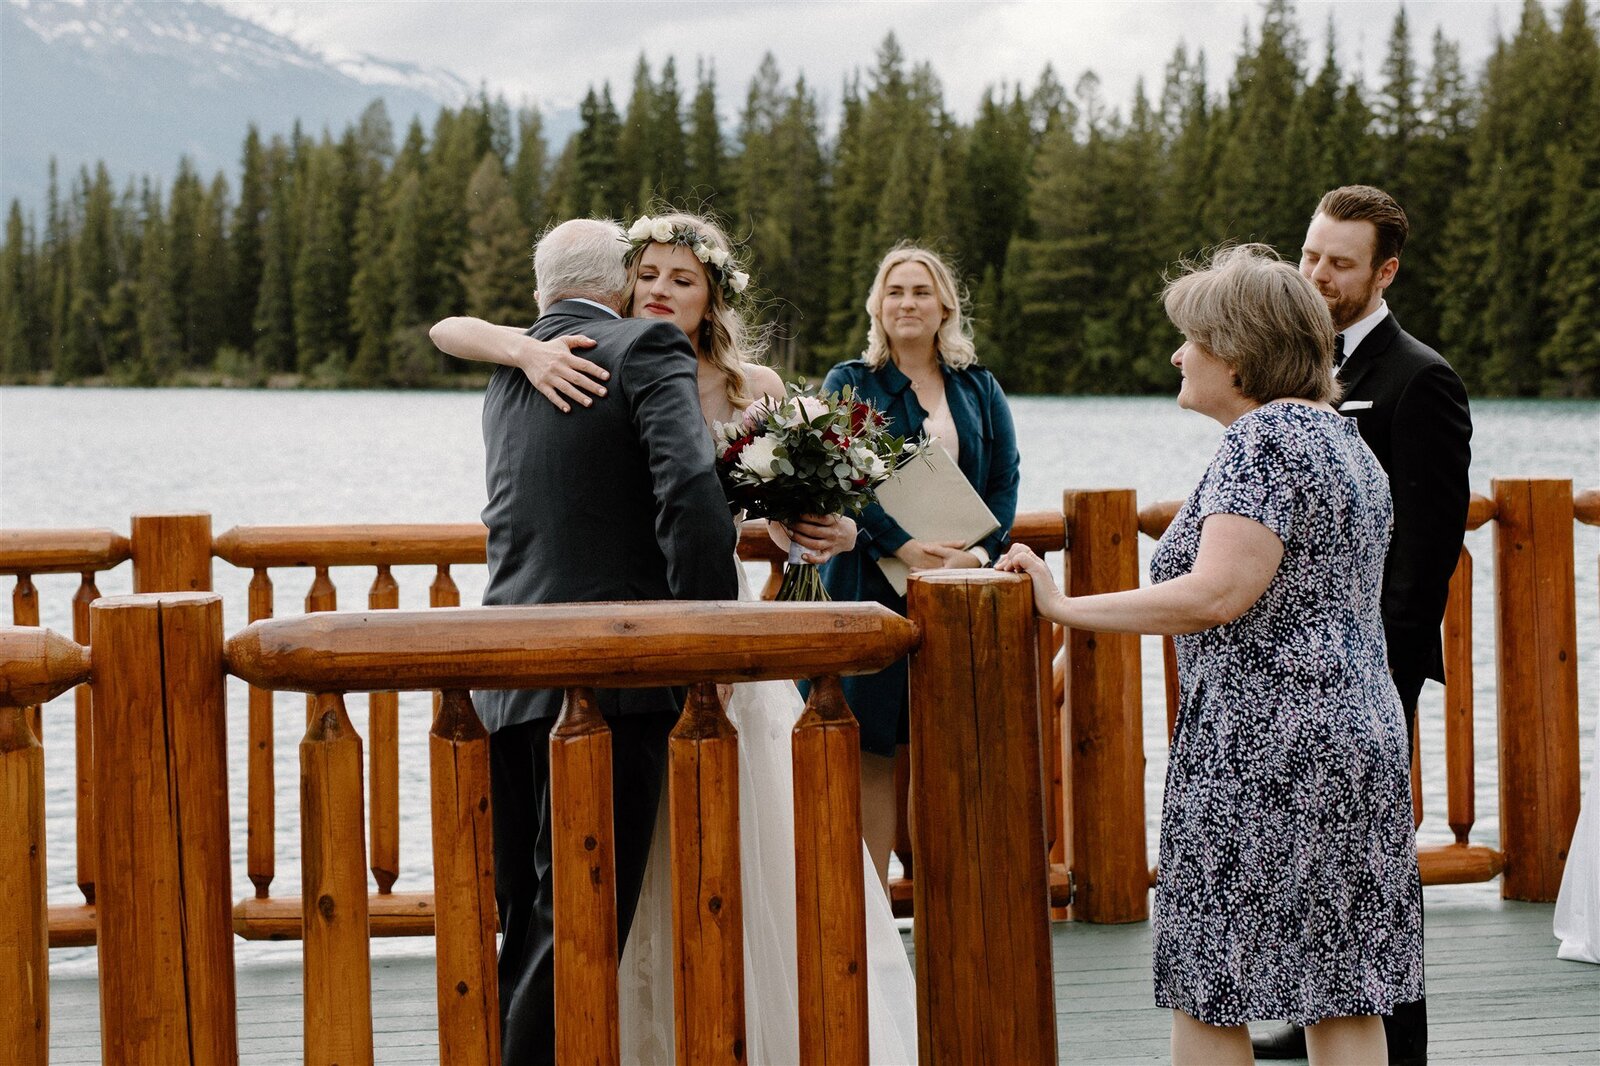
[431,210,920,1063]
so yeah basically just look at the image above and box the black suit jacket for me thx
[1336,310,1472,695]
[476,300,738,731]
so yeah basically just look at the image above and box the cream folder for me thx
[873,443,1000,596]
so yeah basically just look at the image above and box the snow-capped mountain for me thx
[1,0,472,210]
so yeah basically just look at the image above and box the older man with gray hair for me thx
[470,218,737,1064]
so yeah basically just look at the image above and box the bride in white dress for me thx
[431,211,920,1062]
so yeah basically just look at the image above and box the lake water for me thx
[2,387,1597,968]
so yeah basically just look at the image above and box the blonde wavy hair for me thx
[861,243,977,370]
[622,210,764,410]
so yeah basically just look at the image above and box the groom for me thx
[476,218,738,1064]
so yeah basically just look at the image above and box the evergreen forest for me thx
[1,0,1596,396]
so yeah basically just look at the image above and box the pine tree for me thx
[1538,0,1600,394]
[962,87,1033,277]
[461,152,535,324]
[230,127,268,351]
[0,202,37,375]
[253,144,298,373]
[1375,7,1419,196]
[687,60,725,203]
[166,159,204,366]
[510,107,549,233]
[189,174,232,368]
[1441,0,1559,394]
[1206,0,1309,250]
[135,186,179,383]
[617,56,657,209]
[653,58,689,201]
[293,142,351,373]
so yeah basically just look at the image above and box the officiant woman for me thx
[818,243,1020,892]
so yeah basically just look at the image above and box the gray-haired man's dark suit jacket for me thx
[477,298,738,727]
[477,298,736,1065]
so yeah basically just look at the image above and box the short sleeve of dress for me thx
[1194,412,1301,544]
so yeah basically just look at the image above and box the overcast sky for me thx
[217,1,1531,122]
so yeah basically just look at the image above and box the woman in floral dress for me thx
[1000,244,1422,1065]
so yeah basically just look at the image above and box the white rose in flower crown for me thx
[693,243,713,264]
[650,219,677,243]
[709,246,731,268]
[730,270,750,293]
[737,436,783,480]
[628,216,654,241]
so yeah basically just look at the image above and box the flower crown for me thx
[625,216,752,302]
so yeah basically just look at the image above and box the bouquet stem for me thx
[776,541,831,602]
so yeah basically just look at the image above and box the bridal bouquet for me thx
[714,384,919,600]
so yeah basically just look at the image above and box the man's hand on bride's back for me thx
[520,334,606,413]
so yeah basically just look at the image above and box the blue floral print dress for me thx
[1148,401,1424,1026]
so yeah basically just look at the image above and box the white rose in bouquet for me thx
[628,216,654,241]
[650,218,677,243]
[737,436,783,480]
[783,396,830,428]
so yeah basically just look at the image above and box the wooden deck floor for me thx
[46,886,1599,1064]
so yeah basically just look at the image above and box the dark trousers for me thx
[489,711,677,1066]
[1387,667,1429,1063]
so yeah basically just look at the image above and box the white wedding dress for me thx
[1555,696,1600,964]
[616,559,920,1063]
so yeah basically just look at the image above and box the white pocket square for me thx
[1338,400,1374,412]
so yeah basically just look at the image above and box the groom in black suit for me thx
[1254,186,1472,1065]
[476,218,738,1064]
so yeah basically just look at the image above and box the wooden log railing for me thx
[0,526,130,947]
[1135,485,1591,901]
[211,520,486,939]
[0,626,89,1065]
[215,585,1054,1064]
[3,474,1589,974]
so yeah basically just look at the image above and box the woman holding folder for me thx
[819,243,1020,891]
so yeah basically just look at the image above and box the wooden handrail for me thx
[1137,491,1499,539]
[0,528,131,574]
[1575,488,1600,526]
[0,626,92,706]
[213,523,488,568]
[226,601,918,694]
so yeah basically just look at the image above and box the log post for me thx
[1493,478,1582,901]
[1062,488,1148,922]
[550,687,620,1066]
[907,570,1057,1065]
[430,689,502,1066]
[130,513,213,593]
[369,565,401,894]
[90,593,237,1065]
[792,675,868,1065]
[0,702,48,1066]
[245,567,275,899]
[1443,547,1475,844]
[73,572,99,903]
[670,682,745,1065]
[12,574,40,740]
[0,625,87,1066]
[300,691,374,1066]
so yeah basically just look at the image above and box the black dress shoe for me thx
[1251,1023,1307,1059]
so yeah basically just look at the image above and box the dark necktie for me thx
[1333,332,1347,370]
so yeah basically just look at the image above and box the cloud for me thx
[215,0,1527,122]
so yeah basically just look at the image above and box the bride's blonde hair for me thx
[622,209,765,410]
